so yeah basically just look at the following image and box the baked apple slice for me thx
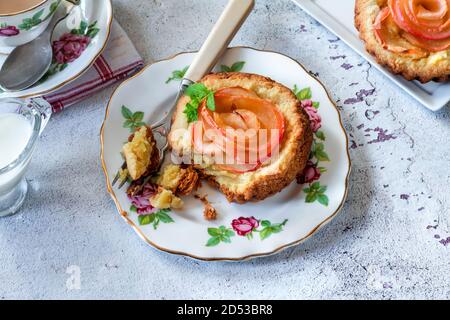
[374,7,429,57]
[388,0,450,40]
[193,87,285,173]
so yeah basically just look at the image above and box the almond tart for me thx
[168,72,313,203]
[355,0,450,83]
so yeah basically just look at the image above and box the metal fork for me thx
[112,79,193,189]
[111,0,255,189]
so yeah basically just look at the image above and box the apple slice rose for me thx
[388,0,450,40]
[192,87,285,173]
[373,7,429,56]
[202,88,285,159]
[401,30,450,51]
[192,116,261,173]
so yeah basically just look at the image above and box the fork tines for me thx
[112,162,128,188]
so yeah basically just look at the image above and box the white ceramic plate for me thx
[0,0,112,99]
[101,47,351,261]
[292,0,450,111]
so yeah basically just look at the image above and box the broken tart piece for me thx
[122,128,201,213]
[126,161,201,213]
[148,164,200,210]
[150,187,184,210]
[122,126,159,181]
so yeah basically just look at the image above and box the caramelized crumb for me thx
[204,204,217,221]
[157,164,200,196]
[176,166,200,195]
[195,194,217,221]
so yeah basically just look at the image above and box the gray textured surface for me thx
[0,0,449,300]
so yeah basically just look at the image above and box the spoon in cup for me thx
[0,0,80,92]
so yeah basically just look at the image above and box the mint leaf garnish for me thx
[183,83,215,123]
[185,83,210,98]
[184,102,199,123]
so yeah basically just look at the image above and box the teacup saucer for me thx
[0,0,112,99]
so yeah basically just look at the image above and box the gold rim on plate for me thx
[100,46,352,262]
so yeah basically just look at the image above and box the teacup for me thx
[0,0,62,47]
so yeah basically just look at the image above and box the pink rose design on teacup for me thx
[301,99,322,132]
[231,217,259,236]
[52,33,91,64]
[0,26,20,37]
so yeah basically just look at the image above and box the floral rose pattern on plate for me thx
[232,217,259,237]
[166,66,189,84]
[294,85,330,207]
[0,1,60,36]
[137,208,175,230]
[128,182,158,215]
[220,61,245,73]
[127,179,175,230]
[42,20,100,81]
[121,105,146,132]
[206,217,288,247]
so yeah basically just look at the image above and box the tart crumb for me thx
[157,164,200,196]
[157,164,181,192]
[195,194,217,221]
[176,166,201,195]
[151,187,184,209]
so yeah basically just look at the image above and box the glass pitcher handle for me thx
[29,97,52,136]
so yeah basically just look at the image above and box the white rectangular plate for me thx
[292,0,450,111]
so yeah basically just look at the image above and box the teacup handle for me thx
[41,0,79,41]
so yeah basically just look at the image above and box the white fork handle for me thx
[184,0,255,82]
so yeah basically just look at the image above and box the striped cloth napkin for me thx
[43,20,144,113]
